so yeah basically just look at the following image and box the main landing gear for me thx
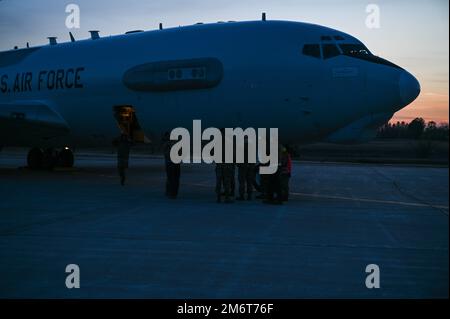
[27,147,74,170]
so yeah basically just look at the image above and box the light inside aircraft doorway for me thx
[113,105,150,143]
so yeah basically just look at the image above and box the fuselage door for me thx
[113,105,151,143]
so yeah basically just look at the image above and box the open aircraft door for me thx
[113,105,151,144]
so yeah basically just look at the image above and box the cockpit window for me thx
[301,41,402,69]
[321,36,332,41]
[339,43,402,69]
[302,44,321,59]
[322,44,340,59]
[339,44,371,56]
[334,35,345,41]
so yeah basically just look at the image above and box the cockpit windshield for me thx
[338,43,402,69]
[301,40,402,69]
[339,44,372,56]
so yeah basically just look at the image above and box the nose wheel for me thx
[27,147,75,170]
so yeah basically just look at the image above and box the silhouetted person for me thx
[249,160,262,194]
[215,128,234,203]
[264,167,282,205]
[230,164,236,198]
[216,163,234,203]
[279,146,292,202]
[163,132,181,199]
[264,146,283,205]
[256,162,268,200]
[237,137,254,200]
[115,133,132,186]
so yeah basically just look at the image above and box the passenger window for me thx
[302,44,321,59]
[322,44,340,59]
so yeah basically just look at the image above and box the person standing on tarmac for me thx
[279,146,292,202]
[263,145,283,205]
[216,163,235,203]
[264,167,283,204]
[163,132,181,199]
[215,129,234,203]
[250,162,262,194]
[229,164,236,199]
[256,162,269,200]
[115,133,133,186]
[237,137,255,201]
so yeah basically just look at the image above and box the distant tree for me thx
[437,123,449,141]
[407,117,426,139]
[427,121,437,130]
[423,122,449,141]
[377,118,448,141]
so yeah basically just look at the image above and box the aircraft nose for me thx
[399,71,421,106]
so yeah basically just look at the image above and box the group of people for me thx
[114,132,293,205]
[214,145,292,205]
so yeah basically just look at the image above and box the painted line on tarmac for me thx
[165,182,450,213]
[290,192,449,211]
[188,182,448,210]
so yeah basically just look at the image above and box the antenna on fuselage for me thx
[159,23,163,30]
[262,12,267,21]
[69,32,76,42]
[89,30,100,40]
[26,42,30,48]
[48,37,58,45]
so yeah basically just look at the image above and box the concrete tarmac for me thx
[0,151,448,298]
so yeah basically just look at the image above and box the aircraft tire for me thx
[42,148,58,170]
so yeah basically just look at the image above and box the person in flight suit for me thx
[163,132,181,199]
[264,166,282,204]
[229,164,236,198]
[237,137,255,201]
[263,145,284,205]
[256,162,269,200]
[250,162,262,194]
[215,129,234,203]
[216,163,235,203]
[115,133,133,186]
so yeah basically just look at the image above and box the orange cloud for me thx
[392,91,449,124]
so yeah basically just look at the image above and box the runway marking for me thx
[369,167,449,216]
[290,192,449,211]
[186,182,448,211]
[186,181,449,211]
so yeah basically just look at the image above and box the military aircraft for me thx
[0,16,420,169]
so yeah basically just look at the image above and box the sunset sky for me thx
[0,0,448,123]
